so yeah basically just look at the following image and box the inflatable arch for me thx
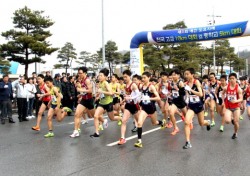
[130,21,250,75]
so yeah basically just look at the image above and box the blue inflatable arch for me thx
[130,21,250,75]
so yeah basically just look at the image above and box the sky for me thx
[1,0,250,72]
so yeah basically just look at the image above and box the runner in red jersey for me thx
[70,67,95,138]
[245,78,250,119]
[117,70,141,145]
[32,74,51,131]
[222,73,243,139]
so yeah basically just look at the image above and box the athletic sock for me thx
[137,127,142,140]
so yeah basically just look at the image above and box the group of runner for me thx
[31,66,249,149]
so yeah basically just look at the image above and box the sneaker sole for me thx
[32,128,40,131]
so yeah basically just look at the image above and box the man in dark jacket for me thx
[0,75,15,124]
[61,76,70,108]
[67,76,76,112]
[53,73,62,91]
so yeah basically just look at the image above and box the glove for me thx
[184,85,191,92]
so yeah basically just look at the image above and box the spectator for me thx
[32,72,37,78]
[68,76,76,112]
[12,76,29,122]
[26,78,37,119]
[0,75,15,124]
[61,76,70,108]
[45,71,51,80]
[53,73,62,91]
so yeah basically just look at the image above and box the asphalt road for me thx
[1,109,250,176]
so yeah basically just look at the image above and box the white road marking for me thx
[106,119,183,147]
[67,115,108,124]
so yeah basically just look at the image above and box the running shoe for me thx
[232,133,237,139]
[118,138,126,145]
[44,132,54,138]
[99,124,104,131]
[190,123,194,130]
[90,133,100,138]
[239,116,244,120]
[171,127,180,135]
[204,111,208,117]
[103,119,108,128]
[32,126,40,131]
[207,120,211,131]
[211,121,215,127]
[134,141,143,148]
[183,141,192,149]
[70,130,80,138]
[131,126,138,132]
[161,119,166,129]
[117,120,122,126]
[220,125,224,132]
[63,107,72,113]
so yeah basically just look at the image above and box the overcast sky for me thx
[1,0,250,68]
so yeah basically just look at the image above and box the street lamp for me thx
[102,0,105,67]
[207,7,221,73]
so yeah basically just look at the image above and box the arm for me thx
[43,85,51,97]
[53,87,62,107]
[115,83,121,95]
[178,81,186,96]
[214,85,219,100]
[33,85,37,94]
[149,85,160,101]
[0,82,4,89]
[100,82,113,96]
[221,87,227,104]
[189,81,203,97]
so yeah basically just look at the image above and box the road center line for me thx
[106,119,183,147]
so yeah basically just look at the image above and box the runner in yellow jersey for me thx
[90,68,122,137]
[110,74,121,117]
[119,77,126,114]
[43,76,72,138]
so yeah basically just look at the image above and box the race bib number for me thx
[162,88,168,95]
[189,95,200,103]
[219,92,222,98]
[52,95,57,103]
[100,93,105,99]
[142,95,150,104]
[227,95,236,101]
[172,90,179,98]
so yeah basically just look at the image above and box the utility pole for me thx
[207,7,221,74]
